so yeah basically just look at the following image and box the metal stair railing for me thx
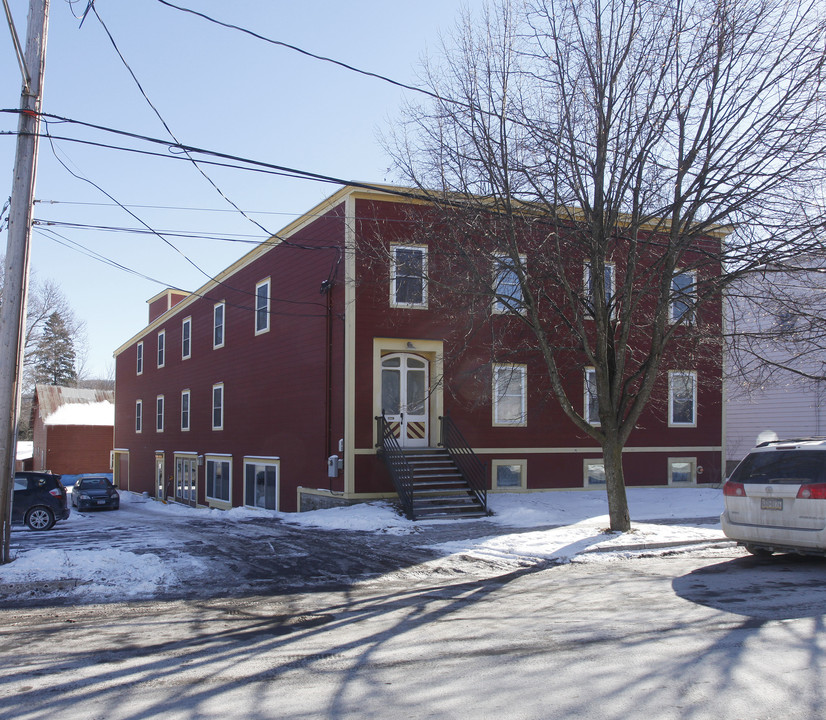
[438,415,488,513]
[375,413,415,518]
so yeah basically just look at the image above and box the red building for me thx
[112,186,724,516]
[31,384,115,475]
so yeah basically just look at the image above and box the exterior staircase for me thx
[376,414,489,521]
[404,448,488,519]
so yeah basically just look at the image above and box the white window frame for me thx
[157,329,166,368]
[181,389,191,431]
[182,316,192,359]
[493,255,526,315]
[135,400,143,433]
[668,457,697,485]
[243,457,281,511]
[491,459,527,490]
[670,271,696,324]
[205,454,232,505]
[492,363,527,427]
[583,458,606,487]
[136,341,143,375]
[583,261,616,318]
[668,370,697,427]
[156,394,165,433]
[213,302,225,349]
[584,367,600,426]
[255,278,271,335]
[390,245,428,309]
[212,382,224,430]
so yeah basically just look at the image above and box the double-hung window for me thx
[584,368,600,425]
[156,395,164,433]
[180,389,190,431]
[182,317,192,359]
[135,400,143,433]
[136,342,143,375]
[390,245,427,308]
[206,456,231,503]
[212,383,224,430]
[213,302,225,349]
[157,330,165,368]
[670,271,696,324]
[492,363,527,426]
[493,255,525,314]
[669,370,697,426]
[584,261,616,317]
[255,278,271,335]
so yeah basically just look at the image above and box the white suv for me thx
[721,438,826,556]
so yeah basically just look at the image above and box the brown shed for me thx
[31,385,115,475]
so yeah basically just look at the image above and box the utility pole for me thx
[0,0,49,564]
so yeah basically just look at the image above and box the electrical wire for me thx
[88,2,277,239]
[153,0,447,103]
[35,225,330,317]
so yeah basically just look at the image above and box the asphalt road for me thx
[3,504,826,719]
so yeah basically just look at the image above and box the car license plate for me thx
[761,497,783,511]
[96,500,106,505]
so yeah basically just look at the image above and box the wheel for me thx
[25,507,55,531]
[745,544,773,557]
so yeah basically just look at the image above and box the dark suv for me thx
[12,472,71,530]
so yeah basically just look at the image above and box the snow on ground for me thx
[2,488,726,601]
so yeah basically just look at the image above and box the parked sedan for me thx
[71,477,120,511]
[721,438,826,556]
[12,471,71,530]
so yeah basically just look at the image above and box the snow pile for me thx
[0,547,202,600]
[284,501,413,534]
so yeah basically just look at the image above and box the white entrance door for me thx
[155,453,165,499]
[381,353,429,448]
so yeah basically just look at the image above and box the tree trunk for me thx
[603,435,630,532]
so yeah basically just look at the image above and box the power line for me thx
[34,200,302,216]
[154,0,446,104]
[36,225,330,317]
[88,2,277,239]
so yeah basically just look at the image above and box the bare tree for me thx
[0,256,88,394]
[387,0,826,530]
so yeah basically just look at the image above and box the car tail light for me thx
[723,481,746,497]
[49,488,62,497]
[797,484,826,499]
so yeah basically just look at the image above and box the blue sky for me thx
[1,0,469,378]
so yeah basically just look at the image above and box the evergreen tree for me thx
[33,312,77,386]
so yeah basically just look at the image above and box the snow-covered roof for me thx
[35,384,115,427]
[44,401,114,426]
[16,440,33,461]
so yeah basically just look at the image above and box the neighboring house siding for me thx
[727,377,826,466]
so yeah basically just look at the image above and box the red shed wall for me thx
[39,425,113,475]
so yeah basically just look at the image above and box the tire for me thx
[25,507,55,531]
[745,544,773,557]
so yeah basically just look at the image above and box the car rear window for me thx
[731,450,826,484]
